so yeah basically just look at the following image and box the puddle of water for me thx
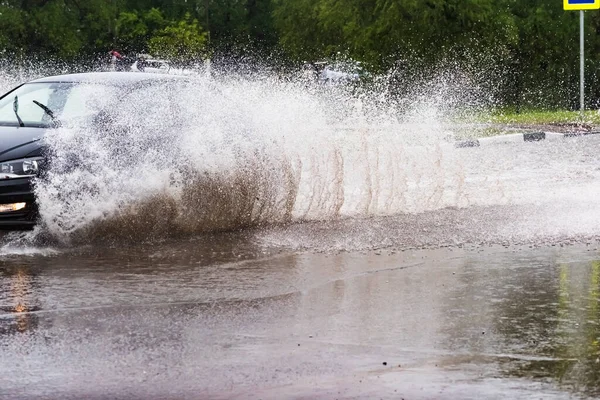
[0,244,598,398]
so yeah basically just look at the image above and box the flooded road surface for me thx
[2,71,600,398]
[1,229,600,399]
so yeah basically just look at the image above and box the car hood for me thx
[0,126,46,162]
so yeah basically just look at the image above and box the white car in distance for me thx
[131,58,171,74]
[131,58,198,76]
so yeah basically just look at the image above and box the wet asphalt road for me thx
[1,236,599,399]
[3,67,600,399]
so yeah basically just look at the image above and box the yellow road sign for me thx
[564,0,600,10]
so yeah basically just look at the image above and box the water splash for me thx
[1,66,600,248]
[0,230,59,257]
[24,72,469,242]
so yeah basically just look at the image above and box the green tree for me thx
[0,6,27,58]
[148,13,208,64]
[115,8,168,53]
[28,0,84,58]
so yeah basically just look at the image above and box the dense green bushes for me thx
[1,0,600,108]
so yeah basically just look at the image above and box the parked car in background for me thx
[301,60,366,85]
[131,56,170,74]
[320,64,361,84]
[131,55,199,76]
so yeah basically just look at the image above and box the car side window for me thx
[58,84,118,123]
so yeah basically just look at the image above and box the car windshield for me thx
[0,82,119,128]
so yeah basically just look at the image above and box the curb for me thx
[455,131,600,148]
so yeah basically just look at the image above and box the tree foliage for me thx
[1,0,600,108]
[149,13,208,64]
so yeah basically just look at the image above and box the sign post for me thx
[581,10,584,111]
[564,0,600,112]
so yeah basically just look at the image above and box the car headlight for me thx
[0,157,43,179]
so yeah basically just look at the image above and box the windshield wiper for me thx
[13,96,24,127]
[32,100,59,126]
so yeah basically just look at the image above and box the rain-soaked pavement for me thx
[2,72,600,399]
[1,232,600,399]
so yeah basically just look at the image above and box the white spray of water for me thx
[29,74,471,241]
[2,68,600,246]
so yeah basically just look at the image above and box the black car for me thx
[0,72,186,230]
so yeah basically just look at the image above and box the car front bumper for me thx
[0,177,37,230]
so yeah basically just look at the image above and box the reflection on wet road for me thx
[1,239,599,399]
[3,63,600,400]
